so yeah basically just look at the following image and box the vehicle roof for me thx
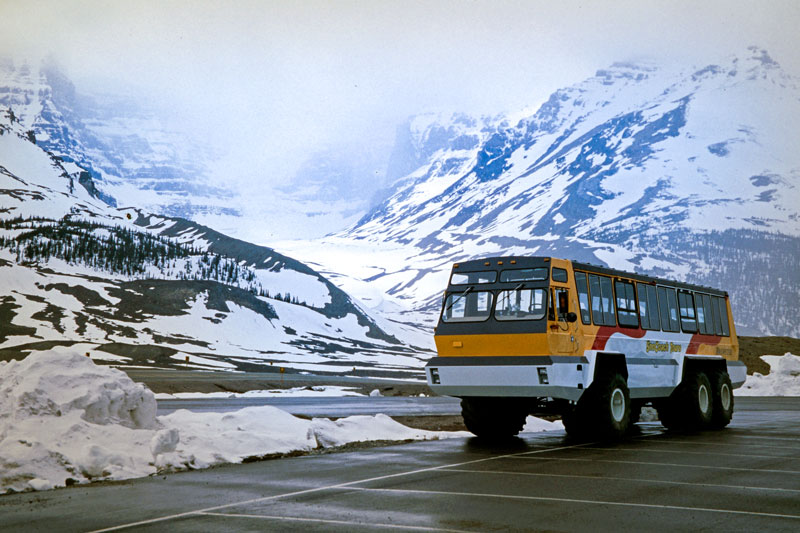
[450,256,728,297]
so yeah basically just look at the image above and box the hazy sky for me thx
[2,0,799,189]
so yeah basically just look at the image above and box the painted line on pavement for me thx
[87,441,593,532]
[441,468,800,493]
[346,486,800,521]
[584,446,796,459]
[510,455,800,474]
[199,511,472,532]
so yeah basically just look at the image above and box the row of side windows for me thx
[574,271,730,336]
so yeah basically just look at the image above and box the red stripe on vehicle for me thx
[686,333,723,354]
[591,326,647,350]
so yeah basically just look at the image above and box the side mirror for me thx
[566,312,578,323]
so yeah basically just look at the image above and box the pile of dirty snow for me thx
[0,351,468,493]
[737,353,800,396]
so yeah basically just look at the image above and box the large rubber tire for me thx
[657,371,714,430]
[683,371,714,429]
[593,373,631,439]
[460,398,527,439]
[709,370,734,429]
[562,373,631,440]
[655,399,680,430]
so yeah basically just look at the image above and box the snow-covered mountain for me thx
[281,47,800,337]
[0,57,234,221]
[0,85,432,375]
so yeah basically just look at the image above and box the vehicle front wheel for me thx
[563,373,630,440]
[593,373,631,439]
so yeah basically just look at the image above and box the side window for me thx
[589,274,604,325]
[637,283,650,329]
[552,267,568,283]
[615,280,638,327]
[645,284,661,331]
[715,297,730,336]
[599,275,616,326]
[696,294,708,334]
[657,286,680,332]
[588,274,615,326]
[575,272,591,324]
[678,291,698,332]
[702,294,716,335]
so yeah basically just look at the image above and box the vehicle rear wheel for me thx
[460,397,527,439]
[684,371,714,429]
[709,370,734,429]
[657,371,714,430]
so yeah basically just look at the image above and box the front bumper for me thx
[425,355,588,401]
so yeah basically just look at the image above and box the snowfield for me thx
[0,351,562,494]
[738,353,800,396]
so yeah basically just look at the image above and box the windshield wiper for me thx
[445,286,473,311]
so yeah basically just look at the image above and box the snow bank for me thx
[0,352,159,492]
[737,353,800,396]
[0,351,469,493]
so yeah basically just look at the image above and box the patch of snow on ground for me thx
[1,351,473,493]
[737,353,800,396]
[522,416,564,433]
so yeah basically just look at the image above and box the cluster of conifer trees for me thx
[0,216,309,308]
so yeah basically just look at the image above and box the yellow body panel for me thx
[435,333,552,357]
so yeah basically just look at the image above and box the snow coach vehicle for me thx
[425,256,745,439]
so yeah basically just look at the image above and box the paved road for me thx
[123,368,424,388]
[2,397,799,532]
[157,396,462,417]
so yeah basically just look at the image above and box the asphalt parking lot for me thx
[2,397,799,532]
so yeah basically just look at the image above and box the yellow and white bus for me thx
[425,256,746,439]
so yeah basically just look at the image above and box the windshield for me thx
[442,290,493,322]
[494,288,547,321]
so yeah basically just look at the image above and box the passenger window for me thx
[575,272,591,324]
[638,284,660,330]
[599,276,616,326]
[657,286,680,332]
[552,267,568,283]
[646,285,660,330]
[589,274,615,326]
[707,295,719,335]
[637,283,649,329]
[589,274,604,325]
[678,291,697,332]
[615,280,638,327]
[696,294,708,334]
[715,297,730,336]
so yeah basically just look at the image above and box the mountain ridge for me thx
[285,46,800,337]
